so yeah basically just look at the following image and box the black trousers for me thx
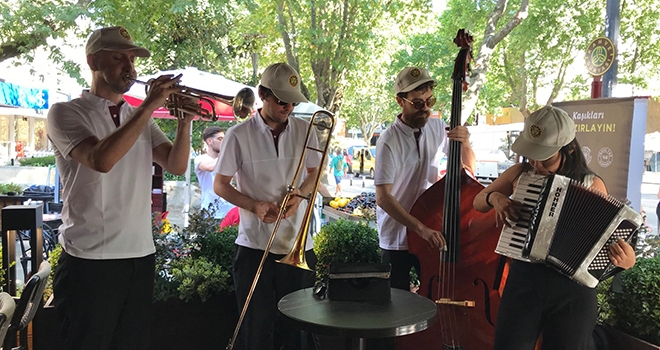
[493,260,598,350]
[232,245,316,350]
[52,251,155,350]
[380,249,420,291]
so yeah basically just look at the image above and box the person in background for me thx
[194,126,234,221]
[214,62,320,350]
[473,105,636,350]
[47,26,192,349]
[343,149,353,174]
[330,148,347,196]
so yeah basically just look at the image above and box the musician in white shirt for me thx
[473,106,636,350]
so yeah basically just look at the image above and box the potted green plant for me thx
[313,218,381,288]
[34,208,240,350]
[150,209,238,349]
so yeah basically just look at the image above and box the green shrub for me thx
[153,209,237,302]
[18,156,55,167]
[599,257,660,344]
[313,219,380,286]
[0,183,24,195]
[171,256,231,302]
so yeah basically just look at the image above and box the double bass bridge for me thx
[435,298,475,307]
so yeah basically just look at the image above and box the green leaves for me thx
[313,219,380,286]
[153,210,239,302]
[600,257,660,345]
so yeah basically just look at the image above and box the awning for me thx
[124,67,262,121]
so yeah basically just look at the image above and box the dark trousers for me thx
[493,260,598,350]
[53,251,155,350]
[381,249,420,291]
[232,245,316,350]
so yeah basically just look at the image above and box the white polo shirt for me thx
[194,154,233,219]
[375,116,449,250]
[47,91,170,259]
[215,111,321,254]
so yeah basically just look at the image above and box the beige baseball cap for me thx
[394,67,437,94]
[86,26,150,57]
[512,106,576,161]
[260,63,308,104]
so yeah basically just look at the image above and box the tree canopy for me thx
[3,0,660,135]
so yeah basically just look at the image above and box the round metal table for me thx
[278,288,437,350]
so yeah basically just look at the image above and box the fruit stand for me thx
[321,192,377,228]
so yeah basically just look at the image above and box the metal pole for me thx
[602,0,620,97]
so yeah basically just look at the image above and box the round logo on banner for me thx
[582,146,592,165]
[597,147,613,168]
[585,37,616,76]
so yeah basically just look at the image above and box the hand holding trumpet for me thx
[127,74,184,112]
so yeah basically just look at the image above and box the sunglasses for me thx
[401,96,437,110]
[271,95,300,107]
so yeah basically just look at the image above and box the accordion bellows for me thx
[495,173,643,288]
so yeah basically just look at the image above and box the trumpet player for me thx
[214,62,320,350]
[47,26,193,350]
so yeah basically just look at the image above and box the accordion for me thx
[495,172,643,288]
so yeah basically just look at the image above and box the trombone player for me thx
[214,62,320,350]
[48,26,192,349]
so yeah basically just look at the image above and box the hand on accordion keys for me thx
[608,238,636,270]
[488,191,523,228]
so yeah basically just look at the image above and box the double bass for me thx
[396,30,505,349]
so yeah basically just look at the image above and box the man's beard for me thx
[404,110,430,129]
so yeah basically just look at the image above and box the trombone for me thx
[126,76,256,121]
[226,110,336,350]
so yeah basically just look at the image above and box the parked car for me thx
[352,146,376,178]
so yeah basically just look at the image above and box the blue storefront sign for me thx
[0,80,49,109]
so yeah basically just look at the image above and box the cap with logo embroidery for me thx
[394,67,437,95]
[260,63,308,104]
[511,106,576,161]
[86,26,150,57]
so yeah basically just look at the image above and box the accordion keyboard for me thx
[494,173,546,261]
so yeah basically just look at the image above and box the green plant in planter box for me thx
[45,210,238,303]
[313,219,380,286]
[153,210,238,302]
[598,256,660,345]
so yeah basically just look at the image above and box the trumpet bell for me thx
[233,87,256,119]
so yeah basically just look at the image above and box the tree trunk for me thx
[461,0,530,124]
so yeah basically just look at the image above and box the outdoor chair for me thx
[3,261,51,350]
[0,292,16,347]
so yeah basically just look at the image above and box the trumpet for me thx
[226,110,336,350]
[126,75,255,121]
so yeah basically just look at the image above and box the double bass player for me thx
[375,66,476,293]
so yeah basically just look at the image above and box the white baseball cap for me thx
[86,26,150,57]
[512,106,576,161]
[394,67,437,94]
[260,63,308,104]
